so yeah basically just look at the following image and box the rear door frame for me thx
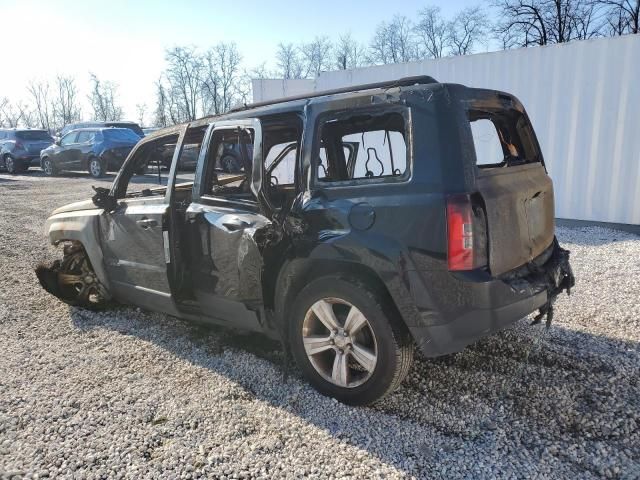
[185,118,270,328]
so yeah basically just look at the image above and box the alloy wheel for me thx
[90,159,102,177]
[5,156,15,173]
[43,159,53,175]
[57,250,107,307]
[301,298,378,388]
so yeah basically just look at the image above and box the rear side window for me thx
[103,129,141,143]
[107,122,144,137]
[315,111,408,184]
[468,108,540,168]
[16,130,52,141]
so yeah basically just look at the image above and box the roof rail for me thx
[231,75,437,113]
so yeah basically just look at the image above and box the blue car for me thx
[40,127,141,178]
[0,129,54,173]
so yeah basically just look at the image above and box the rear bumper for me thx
[408,239,574,357]
[410,289,548,357]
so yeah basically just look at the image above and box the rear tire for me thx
[288,275,414,406]
[88,157,105,178]
[4,155,17,174]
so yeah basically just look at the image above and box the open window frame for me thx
[309,105,413,190]
[192,119,264,211]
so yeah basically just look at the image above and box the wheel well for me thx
[271,258,398,329]
[84,155,97,170]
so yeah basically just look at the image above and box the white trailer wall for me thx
[253,35,640,225]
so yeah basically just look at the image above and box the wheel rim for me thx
[6,157,14,172]
[43,159,52,175]
[302,298,378,388]
[90,160,101,177]
[58,251,106,306]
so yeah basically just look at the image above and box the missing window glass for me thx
[316,111,408,184]
[468,108,540,168]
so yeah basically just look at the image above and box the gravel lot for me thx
[1,169,639,479]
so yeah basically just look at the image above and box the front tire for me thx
[42,157,57,176]
[88,157,105,178]
[288,275,414,406]
[35,242,110,310]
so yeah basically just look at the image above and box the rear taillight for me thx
[446,194,487,271]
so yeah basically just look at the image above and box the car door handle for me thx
[222,220,250,231]
[137,218,158,229]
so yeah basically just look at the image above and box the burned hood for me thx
[51,199,99,216]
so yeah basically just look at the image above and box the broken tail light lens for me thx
[446,194,486,271]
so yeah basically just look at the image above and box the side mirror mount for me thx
[91,186,118,212]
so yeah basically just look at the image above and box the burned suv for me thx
[36,77,574,405]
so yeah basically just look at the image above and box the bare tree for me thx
[0,97,7,127]
[369,15,418,64]
[88,73,123,121]
[300,36,334,77]
[153,77,171,128]
[335,33,367,70]
[201,42,243,115]
[448,6,490,55]
[493,0,602,48]
[0,100,24,127]
[415,7,450,58]
[275,43,305,79]
[16,102,36,128]
[27,80,53,131]
[136,103,147,126]
[597,0,640,34]
[235,63,271,107]
[53,75,81,131]
[165,46,203,122]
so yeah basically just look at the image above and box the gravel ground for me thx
[1,169,639,479]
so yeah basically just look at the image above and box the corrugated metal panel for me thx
[251,78,314,103]
[253,36,640,225]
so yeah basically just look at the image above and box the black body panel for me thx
[94,78,574,358]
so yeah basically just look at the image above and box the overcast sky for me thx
[0,0,489,124]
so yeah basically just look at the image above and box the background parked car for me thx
[142,127,160,136]
[40,127,141,178]
[0,129,54,174]
[158,141,246,171]
[58,121,144,139]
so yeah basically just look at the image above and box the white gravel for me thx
[1,169,639,479]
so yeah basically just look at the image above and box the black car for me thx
[0,129,54,173]
[40,127,141,178]
[37,76,574,405]
[58,121,144,139]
